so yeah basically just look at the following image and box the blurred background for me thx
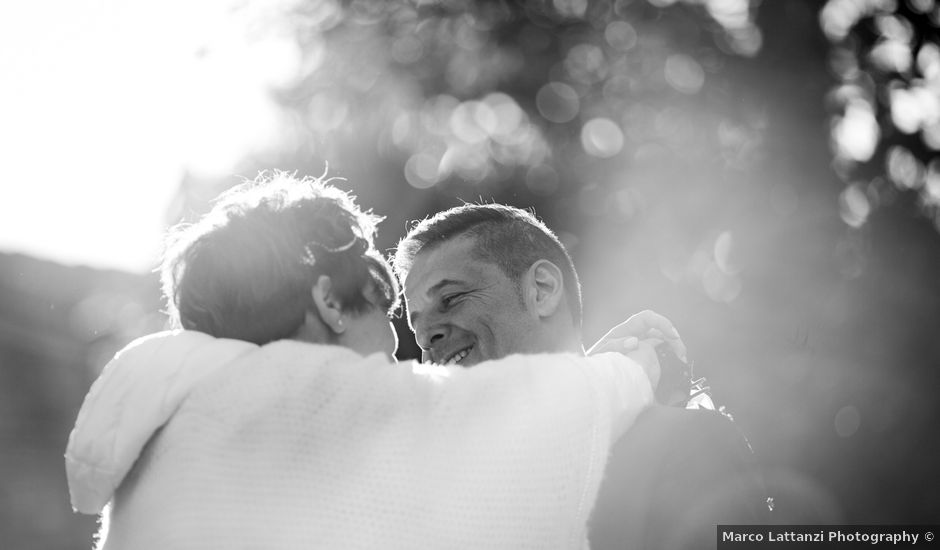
[2,0,939,546]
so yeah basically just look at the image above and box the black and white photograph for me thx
[1,0,938,548]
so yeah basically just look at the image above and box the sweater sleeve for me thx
[387,351,655,547]
[412,351,653,442]
[580,351,656,440]
[64,330,257,514]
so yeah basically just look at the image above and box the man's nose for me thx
[415,322,448,358]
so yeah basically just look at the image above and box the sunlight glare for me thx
[0,0,296,273]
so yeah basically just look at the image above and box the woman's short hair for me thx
[160,170,399,345]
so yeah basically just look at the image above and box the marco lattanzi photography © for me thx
[721,529,924,545]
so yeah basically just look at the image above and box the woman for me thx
[66,171,658,549]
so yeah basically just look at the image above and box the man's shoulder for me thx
[590,405,770,549]
[609,405,755,474]
[631,405,749,446]
[633,403,731,428]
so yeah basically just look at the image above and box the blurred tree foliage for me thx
[271,0,766,203]
[822,0,940,229]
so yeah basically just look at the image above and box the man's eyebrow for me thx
[408,279,466,326]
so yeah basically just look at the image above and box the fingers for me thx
[665,336,688,363]
[588,336,662,355]
[601,310,680,340]
[593,310,688,362]
[632,312,687,361]
[638,311,682,344]
[589,336,639,355]
[644,328,687,362]
[640,337,664,349]
[624,310,679,337]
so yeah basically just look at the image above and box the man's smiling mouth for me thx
[443,346,473,366]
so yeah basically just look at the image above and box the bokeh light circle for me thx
[404,153,439,189]
[536,82,580,124]
[838,184,871,228]
[581,117,624,158]
[525,164,560,196]
[834,405,861,438]
[664,54,705,94]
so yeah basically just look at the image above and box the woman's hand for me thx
[586,310,689,391]
[586,310,687,362]
[589,335,662,390]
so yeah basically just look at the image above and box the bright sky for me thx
[0,0,297,273]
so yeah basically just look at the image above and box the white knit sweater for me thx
[66,330,653,549]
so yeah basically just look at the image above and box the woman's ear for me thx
[311,275,346,334]
[525,259,565,319]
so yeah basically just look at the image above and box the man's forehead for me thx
[403,236,491,299]
[406,238,469,287]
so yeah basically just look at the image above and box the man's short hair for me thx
[394,203,582,326]
[160,170,399,345]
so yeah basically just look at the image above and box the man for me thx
[394,203,770,550]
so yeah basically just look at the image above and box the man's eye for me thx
[441,293,465,309]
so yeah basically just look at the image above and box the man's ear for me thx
[311,275,346,334]
[525,259,565,319]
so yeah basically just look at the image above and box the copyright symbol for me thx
[926,531,934,542]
